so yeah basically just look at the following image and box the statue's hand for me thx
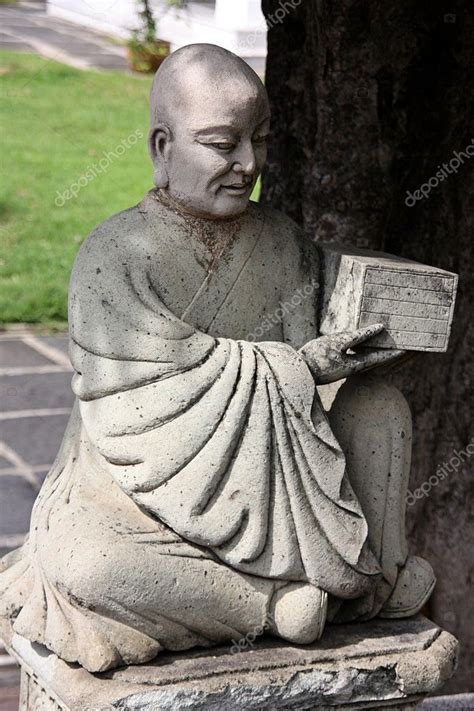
[300,324,405,384]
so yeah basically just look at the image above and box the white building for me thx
[47,0,268,72]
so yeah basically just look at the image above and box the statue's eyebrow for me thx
[253,116,271,132]
[192,126,238,138]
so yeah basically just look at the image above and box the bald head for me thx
[150,44,268,131]
[148,44,271,219]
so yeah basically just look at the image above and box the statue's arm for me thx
[68,212,215,369]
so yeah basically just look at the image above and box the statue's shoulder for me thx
[255,203,319,269]
[80,204,148,253]
[256,202,301,236]
[73,202,156,275]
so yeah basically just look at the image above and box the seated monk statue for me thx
[0,44,436,673]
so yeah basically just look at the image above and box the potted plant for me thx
[127,0,185,74]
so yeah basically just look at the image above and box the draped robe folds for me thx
[0,192,380,670]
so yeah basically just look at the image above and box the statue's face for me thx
[158,81,270,219]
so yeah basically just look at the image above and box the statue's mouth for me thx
[221,182,252,195]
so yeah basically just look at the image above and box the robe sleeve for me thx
[68,211,380,598]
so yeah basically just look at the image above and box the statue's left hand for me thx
[299,324,406,384]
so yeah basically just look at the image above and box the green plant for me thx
[129,0,187,48]
[136,0,157,43]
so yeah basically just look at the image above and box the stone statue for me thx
[0,44,440,674]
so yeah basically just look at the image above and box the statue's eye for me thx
[211,142,235,151]
[253,135,269,144]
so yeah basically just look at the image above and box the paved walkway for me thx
[0,1,128,71]
[0,328,73,708]
[0,329,73,558]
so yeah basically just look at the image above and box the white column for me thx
[215,0,265,30]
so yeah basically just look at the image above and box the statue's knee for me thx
[45,535,122,610]
[330,376,411,433]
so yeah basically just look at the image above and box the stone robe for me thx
[0,192,380,672]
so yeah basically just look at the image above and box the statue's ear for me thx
[148,125,171,188]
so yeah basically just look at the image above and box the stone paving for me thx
[0,1,128,71]
[0,328,73,708]
[0,329,73,559]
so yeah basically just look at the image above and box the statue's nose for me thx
[233,142,256,175]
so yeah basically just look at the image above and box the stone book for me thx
[319,244,458,352]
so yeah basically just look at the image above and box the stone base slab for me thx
[0,615,458,710]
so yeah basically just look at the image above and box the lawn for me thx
[0,51,261,325]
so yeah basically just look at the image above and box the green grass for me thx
[0,51,261,325]
[0,51,153,324]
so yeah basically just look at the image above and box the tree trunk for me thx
[262,0,473,693]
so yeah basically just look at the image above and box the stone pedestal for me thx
[0,615,458,710]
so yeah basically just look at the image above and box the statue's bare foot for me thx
[269,582,328,644]
[380,556,436,618]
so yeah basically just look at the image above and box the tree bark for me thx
[262,0,473,693]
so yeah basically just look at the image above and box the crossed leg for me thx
[327,374,435,622]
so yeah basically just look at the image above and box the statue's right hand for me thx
[300,324,405,384]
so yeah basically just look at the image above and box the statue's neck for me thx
[152,189,245,265]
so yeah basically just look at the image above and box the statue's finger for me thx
[339,323,385,350]
[350,348,405,369]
